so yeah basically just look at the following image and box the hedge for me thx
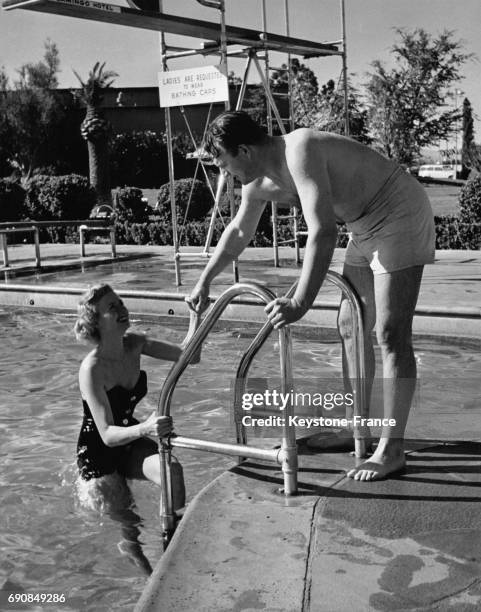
[113,186,150,223]
[17,215,477,251]
[458,174,481,224]
[24,174,96,220]
[156,178,214,222]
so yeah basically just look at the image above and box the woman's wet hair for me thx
[74,283,114,343]
[204,110,268,158]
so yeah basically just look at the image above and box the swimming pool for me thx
[0,307,479,611]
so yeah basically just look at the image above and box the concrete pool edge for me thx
[0,283,480,342]
[134,439,481,612]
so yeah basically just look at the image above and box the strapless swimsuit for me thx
[77,370,157,481]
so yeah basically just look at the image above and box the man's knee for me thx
[337,299,374,341]
[376,319,413,353]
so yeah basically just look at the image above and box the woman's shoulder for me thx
[124,331,147,353]
[79,351,104,386]
[80,349,98,370]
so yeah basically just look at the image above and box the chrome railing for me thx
[157,282,295,540]
[156,275,367,542]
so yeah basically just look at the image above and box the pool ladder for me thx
[157,273,367,542]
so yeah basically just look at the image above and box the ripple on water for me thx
[0,307,479,610]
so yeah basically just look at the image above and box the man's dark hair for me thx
[204,111,268,158]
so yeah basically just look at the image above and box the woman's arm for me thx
[137,312,202,364]
[79,362,172,447]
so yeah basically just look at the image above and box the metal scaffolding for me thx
[3,0,349,279]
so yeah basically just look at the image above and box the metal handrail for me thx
[157,275,367,542]
[233,272,367,456]
[157,282,296,540]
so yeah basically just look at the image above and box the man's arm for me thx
[265,135,338,328]
[188,187,266,311]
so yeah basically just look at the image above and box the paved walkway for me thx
[1,243,480,311]
[1,243,480,337]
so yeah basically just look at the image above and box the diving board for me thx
[2,0,342,58]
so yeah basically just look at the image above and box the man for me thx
[188,111,435,481]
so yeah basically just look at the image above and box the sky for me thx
[1,0,480,145]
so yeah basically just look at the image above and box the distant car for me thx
[418,164,456,180]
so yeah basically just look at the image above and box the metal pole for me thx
[340,0,350,136]
[261,0,273,136]
[278,325,297,494]
[1,233,8,268]
[159,0,181,286]
[284,0,300,264]
[33,227,41,268]
[203,172,226,253]
[327,271,368,457]
[110,226,117,258]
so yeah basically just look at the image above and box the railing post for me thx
[110,225,117,258]
[1,233,9,268]
[33,227,41,268]
[79,226,86,258]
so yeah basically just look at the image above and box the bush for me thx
[24,174,96,220]
[458,174,481,223]
[435,214,481,250]
[156,178,213,222]
[113,186,150,223]
[0,179,26,221]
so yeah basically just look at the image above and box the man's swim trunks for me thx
[344,166,435,274]
[77,370,157,481]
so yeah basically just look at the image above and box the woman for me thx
[74,283,199,571]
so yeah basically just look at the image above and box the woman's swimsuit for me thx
[77,370,156,481]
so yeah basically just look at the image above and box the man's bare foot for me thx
[306,428,372,451]
[346,443,406,481]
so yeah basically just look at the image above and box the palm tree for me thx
[74,62,118,208]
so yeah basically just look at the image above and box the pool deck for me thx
[0,243,480,339]
[1,244,481,611]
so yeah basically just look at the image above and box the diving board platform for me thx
[2,0,342,57]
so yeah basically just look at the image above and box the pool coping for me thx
[0,282,479,343]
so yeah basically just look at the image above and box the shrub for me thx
[156,178,213,222]
[24,174,96,220]
[458,174,481,223]
[435,214,481,250]
[113,186,150,223]
[0,179,26,221]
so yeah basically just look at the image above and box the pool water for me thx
[0,308,479,611]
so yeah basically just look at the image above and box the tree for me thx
[0,40,63,181]
[270,58,320,128]
[365,28,472,165]
[74,62,118,207]
[314,78,371,144]
[269,61,369,141]
[461,97,480,175]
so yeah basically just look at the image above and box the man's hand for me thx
[186,283,210,314]
[264,297,307,329]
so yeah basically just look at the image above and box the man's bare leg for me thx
[308,263,376,450]
[347,265,424,481]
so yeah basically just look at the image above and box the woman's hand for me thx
[141,412,173,439]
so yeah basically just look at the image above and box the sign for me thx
[158,66,228,108]
[56,0,121,13]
